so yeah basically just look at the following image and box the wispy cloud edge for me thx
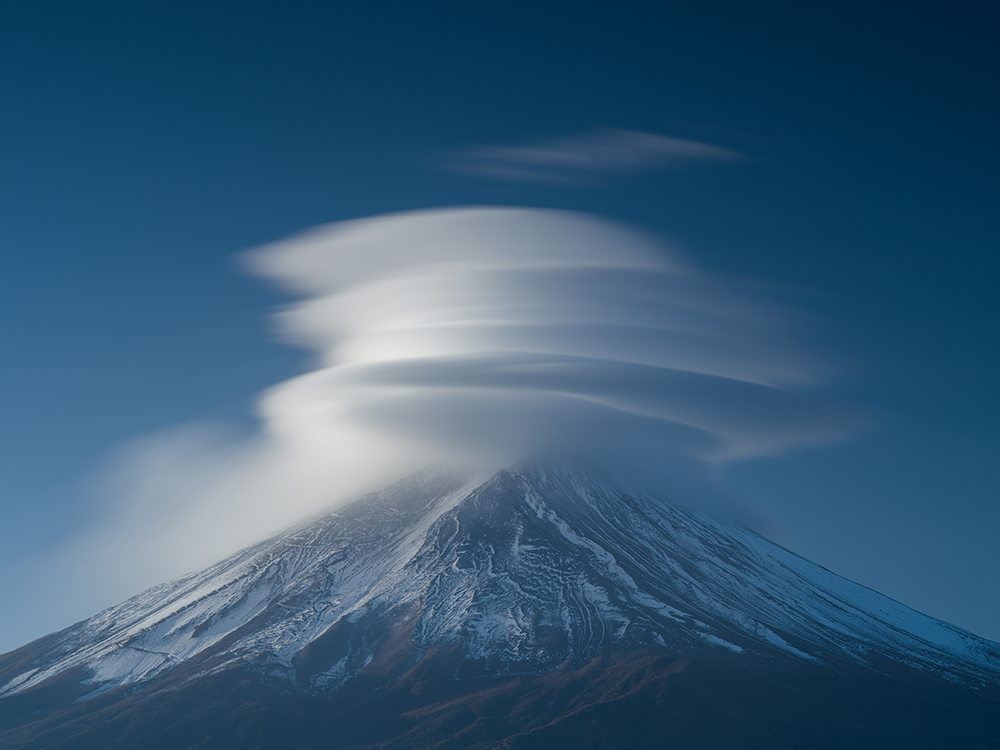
[444,128,744,184]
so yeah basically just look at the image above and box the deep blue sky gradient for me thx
[2,0,998,651]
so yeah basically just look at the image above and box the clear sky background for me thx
[1,1,998,654]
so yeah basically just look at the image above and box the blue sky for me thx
[1,1,998,653]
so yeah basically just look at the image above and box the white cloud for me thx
[49,207,866,614]
[444,129,742,183]
[243,207,860,466]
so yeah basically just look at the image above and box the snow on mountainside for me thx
[2,467,998,703]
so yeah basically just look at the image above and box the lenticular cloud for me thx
[244,207,863,475]
[56,206,867,614]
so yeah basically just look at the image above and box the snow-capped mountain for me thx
[3,465,997,708]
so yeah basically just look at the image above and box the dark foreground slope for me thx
[1,467,998,748]
[2,650,999,750]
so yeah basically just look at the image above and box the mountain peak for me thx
[2,465,998,708]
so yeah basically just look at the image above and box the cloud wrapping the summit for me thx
[245,207,861,471]
[56,207,866,608]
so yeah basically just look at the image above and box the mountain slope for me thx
[3,465,997,713]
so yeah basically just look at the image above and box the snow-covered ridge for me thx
[2,467,998,700]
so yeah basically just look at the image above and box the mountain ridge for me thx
[3,465,997,709]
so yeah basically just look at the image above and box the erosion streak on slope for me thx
[2,467,997,704]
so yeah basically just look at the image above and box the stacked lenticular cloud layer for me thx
[245,207,863,474]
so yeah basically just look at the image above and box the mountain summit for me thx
[2,467,998,749]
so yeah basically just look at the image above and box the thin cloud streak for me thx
[444,129,743,184]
